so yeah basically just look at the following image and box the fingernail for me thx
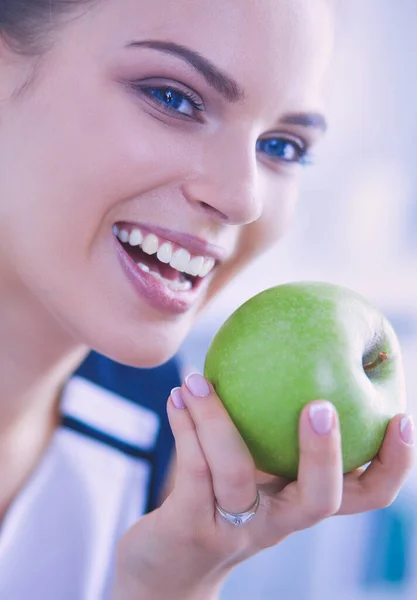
[309,401,334,435]
[171,387,186,409]
[185,373,211,397]
[400,416,414,446]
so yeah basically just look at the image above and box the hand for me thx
[113,373,414,600]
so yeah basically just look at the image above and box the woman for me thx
[0,0,413,599]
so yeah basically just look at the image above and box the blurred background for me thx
[179,1,417,598]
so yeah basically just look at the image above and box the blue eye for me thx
[141,86,204,119]
[256,137,310,166]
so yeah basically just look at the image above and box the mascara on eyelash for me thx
[131,82,205,112]
[256,138,312,166]
[127,83,315,166]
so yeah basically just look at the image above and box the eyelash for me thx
[133,83,204,120]
[256,137,312,167]
[132,83,312,167]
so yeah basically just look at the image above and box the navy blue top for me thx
[71,352,181,512]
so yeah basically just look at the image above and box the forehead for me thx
[74,0,333,110]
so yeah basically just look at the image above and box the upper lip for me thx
[117,221,229,263]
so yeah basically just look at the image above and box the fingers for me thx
[278,401,343,533]
[166,388,214,518]
[338,413,415,515]
[180,373,258,515]
[169,375,414,547]
[298,402,344,520]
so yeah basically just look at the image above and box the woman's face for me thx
[0,0,333,367]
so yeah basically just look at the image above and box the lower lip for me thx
[113,237,208,315]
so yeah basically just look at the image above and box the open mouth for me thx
[113,224,217,293]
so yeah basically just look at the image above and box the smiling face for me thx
[0,0,333,367]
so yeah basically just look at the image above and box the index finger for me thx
[181,373,258,516]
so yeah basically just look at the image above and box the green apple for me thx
[204,281,406,479]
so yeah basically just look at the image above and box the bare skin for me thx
[0,1,413,598]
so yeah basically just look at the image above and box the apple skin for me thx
[204,281,406,479]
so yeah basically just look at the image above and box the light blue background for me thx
[180,1,417,597]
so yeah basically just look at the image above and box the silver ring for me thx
[215,490,260,527]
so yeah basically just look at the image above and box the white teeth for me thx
[157,242,173,264]
[167,279,192,292]
[137,262,150,273]
[129,229,143,246]
[198,257,216,278]
[185,256,205,277]
[117,226,217,278]
[142,234,159,255]
[118,229,129,243]
[138,265,193,292]
[182,280,193,291]
[170,248,191,272]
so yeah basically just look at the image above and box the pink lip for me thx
[113,236,210,315]
[116,221,228,262]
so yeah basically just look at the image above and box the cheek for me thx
[204,179,299,305]
[0,81,201,271]
[244,177,300,257]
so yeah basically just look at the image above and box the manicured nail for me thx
[309,401,334,435]
[400,416,414,446]
[171,387,186,409]
[185,373,211,397]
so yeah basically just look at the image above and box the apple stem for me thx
[363,351,389,372]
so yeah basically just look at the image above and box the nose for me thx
[182,134,262,226]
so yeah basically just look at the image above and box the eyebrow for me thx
[126,39,244,103]
[281,112,328,132]
[126,39,327,133]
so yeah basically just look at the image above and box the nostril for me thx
[181,183,230,222]
[199,201,229,222]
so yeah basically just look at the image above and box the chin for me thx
[80,319,190,370]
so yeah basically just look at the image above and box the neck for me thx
[0,264,90,520]
[0,267,88,437]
